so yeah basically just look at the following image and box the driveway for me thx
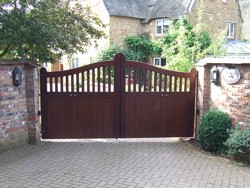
[0,138,250,188]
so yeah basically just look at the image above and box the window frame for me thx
[71,57,79,69]
[153,57,167,67]
[155,18,170,35]
[227,22,235,39]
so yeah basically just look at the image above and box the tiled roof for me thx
[103,0,194,21]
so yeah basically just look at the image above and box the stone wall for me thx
[239,0,250,39]
[189,0,242,40]
[197,57,250,130]
[0,61,40,151]
[109,16,144,47]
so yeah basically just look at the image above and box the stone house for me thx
[239,0,250,40]
[48,0,242,71]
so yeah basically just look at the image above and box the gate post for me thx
[113,53,126,138]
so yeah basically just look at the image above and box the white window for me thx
[227,22,235,39]
[71,57,79,69]
[156,18,170,35]
[154,58,167,67]
[42,62,49,68]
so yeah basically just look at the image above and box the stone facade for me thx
[239,0,250,39]
[190,0,242,40]
[0,62,40,151]
[197,58,250,130]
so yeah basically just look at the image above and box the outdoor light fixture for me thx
[210,66,219,85]
[12,66,22,87]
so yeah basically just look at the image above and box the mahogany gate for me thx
[40,53,197,139]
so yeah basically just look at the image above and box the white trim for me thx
[155,18,170,35]
[227,22,235,39]
[71,57,79,69]
[153,57,167,67]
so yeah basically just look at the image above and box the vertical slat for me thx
[159,74,162,92]
[55,77,58,92]
[76,73,79,92]
[92,69,95,92]
[174,77,178,92]
[108,66,111,92]
[154,72,157,92]
[143,69,147,92]
[50,77,53,92]
[133,67,136,92]
[60,76,63,92]
[71,74,74,92]
[169,76,172,92]
[103,67,106,92]
[98,67,100,92]
[87,70,90,92]
[128,66,131,92]
[149,70,152,91]
[138,68,142,92]
[66,75,69,92]
[164,74,167,92]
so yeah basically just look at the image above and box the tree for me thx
[0,0,106,63]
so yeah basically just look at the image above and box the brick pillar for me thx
[197,63,211,131]
[25,64,41,144]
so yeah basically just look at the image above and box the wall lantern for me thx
[210,66,219,85]
[12,66,22,87]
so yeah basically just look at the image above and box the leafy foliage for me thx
[159,16,212,72]
[97,45,123,61]
[124,33,161,62]
[0,0,105,63]
[224,129,250,164]
[97,33,160,62]
[197,109,232,153]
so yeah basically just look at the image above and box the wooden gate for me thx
[40,53,197,139]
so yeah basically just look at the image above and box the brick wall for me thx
[0,61,40,151]
[197,58,250,131]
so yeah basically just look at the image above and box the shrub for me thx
[225,129,250,164]
[197,109,232,152]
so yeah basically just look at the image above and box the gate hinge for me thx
[38,111,41,116]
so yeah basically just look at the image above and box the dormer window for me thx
[156,18,170,35]
[227,22,235,39]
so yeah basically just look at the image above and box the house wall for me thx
[0,62,40,152]
[189,0,242,40]
[56,0,111,71]
[109,16,145,47]
[239,0,250,39]
[197,58,250,131]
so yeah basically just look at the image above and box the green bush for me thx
[197,109,232,152]
[224,129,250,164]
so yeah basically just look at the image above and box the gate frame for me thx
[40,53,197,139]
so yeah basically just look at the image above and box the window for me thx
[154,58,167,67]
[71,57,79,69]
[42,62,49,68]
[227,22,235,39]
[156,18,170,35]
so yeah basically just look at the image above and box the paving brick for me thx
[0,138,250,187]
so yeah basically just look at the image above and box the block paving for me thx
[0,138,250,188]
